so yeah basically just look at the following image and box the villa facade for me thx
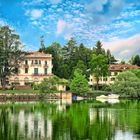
[8,51,53,86]
[89,64,140,86]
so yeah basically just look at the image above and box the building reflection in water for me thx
[0,99,139,140]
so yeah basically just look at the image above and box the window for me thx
[114,72,118,76]
[32,60,33,64]
[45,61,47,65]
[39,60,41,64]
[25,68,28,73]
[14,77,19,82]
[25,60,28,65]
[24,77,29,83]
[35,60,38,64]
[111,77,115,81]
[103,78,107,81]
[34,68,38,74]
[44,68,47,74]
[34,78,39,82]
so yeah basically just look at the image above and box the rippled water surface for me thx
[0,99,140,140]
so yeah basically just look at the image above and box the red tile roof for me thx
[109,64,140,71]
[27,51,48,55]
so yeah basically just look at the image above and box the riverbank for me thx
[0,91,72,102]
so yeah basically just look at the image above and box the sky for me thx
[0,0,140,60]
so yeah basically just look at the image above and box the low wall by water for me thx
[0,92,72,102]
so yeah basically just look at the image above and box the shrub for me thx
[111,70,140,98]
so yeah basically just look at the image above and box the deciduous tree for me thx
[90,54,109,89]
[0,26,25,89]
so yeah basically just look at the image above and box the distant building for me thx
[8,51,53,86]
[89,64,140,86]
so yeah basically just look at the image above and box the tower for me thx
[40,35,45,50]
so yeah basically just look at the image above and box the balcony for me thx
[32,73,48,76]
[31,64,42,67]
[22,64,29,68]
[44,64,48,68]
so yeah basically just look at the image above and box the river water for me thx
[0,99,140,140]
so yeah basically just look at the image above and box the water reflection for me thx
[0,100,140,140]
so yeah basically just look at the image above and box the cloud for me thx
[0,19,6,25]
[56,19,74,40]
[49,0,62,4]
[22,0,140,49]
[83,0,125,24]
[85,0,108,12]
[29,9,43,19]
[103,34,140,60]
[56,19,66,35]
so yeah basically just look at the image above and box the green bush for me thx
[86,90,109,98]
[111,70,140,98]
[32,83,40,90]
[101,85,111,91]
[69,69,89,94]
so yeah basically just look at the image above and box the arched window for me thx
[14,77,19,82]
[34,78,39,82]
[24,77,29,83]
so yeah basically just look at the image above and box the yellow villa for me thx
[89,64,140,86]
[8,51,53,86]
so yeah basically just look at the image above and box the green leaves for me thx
[111,70,140,98]
[39,76,68,94]
[0,26,25,88]
[69,69,89,94]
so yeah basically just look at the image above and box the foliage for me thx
[39,77,58,94]
[90,54,109,89]
[32,83,40,90]
[72,60,87,78]
[40,39,114,80]
[39,76,68,94]
[120,60,126,64]
[129,69,140,79]
[0,26,25,88]
[101,85,112,91]
[69,69,89,94]
[129,55,140,66]
[93,41,117,64]
[111,71,140,98]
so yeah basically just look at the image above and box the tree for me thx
[93,41,105,55]
[39,76,59,94]
[69,69,89,94]
[39,76,68,94]
[0,26,25,89]
[129,55,140,66]
[111,71,140,98]
[93,41,117,64]
[106,49,117,64]
[63,37,77,61]
[130,69,140,79]
[120,60,126,64]
[90,54,109,89]
[41,42,63,77]
[73,60,87,76]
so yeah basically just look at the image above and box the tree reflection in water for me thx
[0,100,139,140]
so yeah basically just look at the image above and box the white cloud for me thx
[56,19,75,40]
[86,0,108,12]
[30,9,43,19]
[0,19,6,25]
[103,34,140,60]
[49,0,62,4]
[56,19,66,35]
